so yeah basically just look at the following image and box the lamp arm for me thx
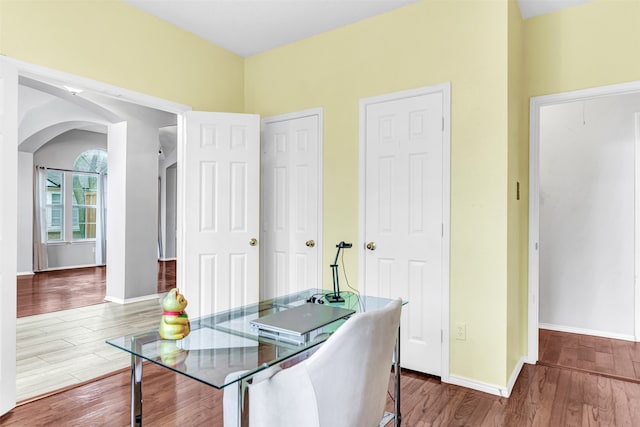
[333,246,343,265]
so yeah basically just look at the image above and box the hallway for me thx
[16,261,176,402]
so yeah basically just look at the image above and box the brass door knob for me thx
[366,241,376,251]
[249,238,258,246]
[306,240,315,248]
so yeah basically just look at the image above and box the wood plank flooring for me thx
[11,267,640,425]
[539,328,640,382]
[17,261,176,317]
[4,363,640,426]
[15,261,176,402]
[16,299,163,402]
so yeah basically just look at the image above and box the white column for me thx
[106,118,160,302]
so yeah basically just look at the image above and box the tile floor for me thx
[16,298,163,402]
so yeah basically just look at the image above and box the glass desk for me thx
[107,289,403,426]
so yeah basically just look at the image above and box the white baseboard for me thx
[540,323,635,342]
[38,264,101,272]
[506,357,526,397]
[159,258,176,262]
[17,271,34,276]
[447,375,508,398]
[447,356,526,398]
[104,294,160,305]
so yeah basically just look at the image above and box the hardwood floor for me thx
[486,363,640,426]
[17,267,107,318]
[17,261,176,317]
[539,328,640,382]
[4,363,640,426]
[11,270,640,425]
[15,261,176,401]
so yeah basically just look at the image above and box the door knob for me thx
[249,238,258,246]
[366,242,376,251]
[306,240,315,248]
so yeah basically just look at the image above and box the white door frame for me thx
[0,56,191,412]
[358,83,451,382]
[528,81,640,363]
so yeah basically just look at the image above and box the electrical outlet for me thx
[455,322,466,341]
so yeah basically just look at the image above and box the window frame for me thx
[45,170,64,243]
[71,172,99,241]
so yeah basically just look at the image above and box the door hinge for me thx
[442,116,444,131]
[441,329,444,343]
[442,223,444,237]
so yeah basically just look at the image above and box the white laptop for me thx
[250,303,355,339]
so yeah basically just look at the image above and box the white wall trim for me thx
[39,264,101,271]
[3,56,190,114]
[104,294,160,305]
[159,257,177,262]
[358,82,451,381]
[540,323,636,342]
[261,107,323,125]
[506,357,526,397]
[17,271,34,276]
[528,80,640,363]
[448,375,508,398]
[635,112,640,342]
[448,356,525,398]
[528,96,541,364]
[0,57,19,416]
[260,107,324,296]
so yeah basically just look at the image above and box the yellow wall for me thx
[0,0,244,112]
[0,0,542,390]
[523,0,640,377]
[246,0,512,386]
[526,0,640,98]
[507,0,528,381]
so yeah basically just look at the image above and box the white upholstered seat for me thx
[224,298,402,427]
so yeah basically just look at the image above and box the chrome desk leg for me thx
[238,377,249,427]
[394,325,401,427]
[131,354,143,427]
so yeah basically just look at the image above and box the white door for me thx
[361,88,447,375]
[181,112,260,318]
[0,60,18,416]
[261,110,322,299]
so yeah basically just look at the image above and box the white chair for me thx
[224,298,402,427]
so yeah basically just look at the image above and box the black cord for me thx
[387,390,395,403]
[306,292,326,303]
[340,249,364,312]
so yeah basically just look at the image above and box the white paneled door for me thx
[261,110,322,299]
[182,112,260,318]
[0,57,19,417]
[361,87,448,375]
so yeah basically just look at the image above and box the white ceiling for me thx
[518,0,593,20]
[121,0,409,57]
[123,0,594,58]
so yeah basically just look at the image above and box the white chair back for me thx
[239,298,402,427]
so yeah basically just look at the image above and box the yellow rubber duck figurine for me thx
[159,288,191,340]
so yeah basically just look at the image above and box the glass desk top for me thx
[106,289,399,390]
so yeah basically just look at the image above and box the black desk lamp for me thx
[326,241,352,303]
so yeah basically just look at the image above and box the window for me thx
[71,149,107,241]
[74,149,108,174]
[72,173,98,240]
[41,150,107,243]
[46,170,64,241]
